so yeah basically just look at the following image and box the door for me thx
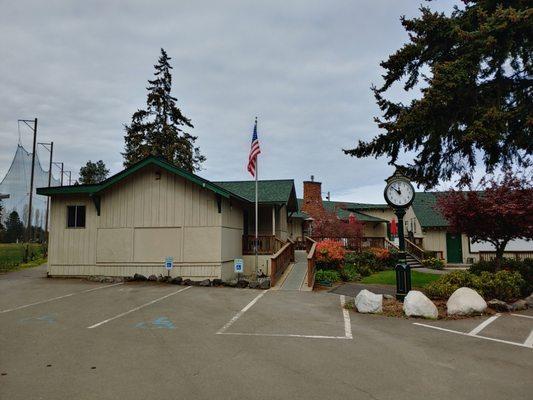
[446,232,463,263]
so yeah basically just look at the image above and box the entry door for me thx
[446,232,463,263]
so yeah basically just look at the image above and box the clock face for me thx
[385,179,414,207]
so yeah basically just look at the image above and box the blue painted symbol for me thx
[135,317,175,329]
[19,314,56,324]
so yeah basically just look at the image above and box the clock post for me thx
[384,170,415,301]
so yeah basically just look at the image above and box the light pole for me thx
[38,142,53,241]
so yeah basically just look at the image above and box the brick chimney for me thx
[302,175,324,218]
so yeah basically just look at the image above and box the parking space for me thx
[413,311,533,349]
[1,271,532,400]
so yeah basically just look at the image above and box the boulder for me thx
[133,273,147,282]
[354,289,382,314]
[147,275,158,282]
[510,299,528,312]
[525,293,533,308]
[447,287,487,316]
[199,279,211,287]
[258,277,271,290]
[212,279,223,286]
[383,294,395,300]
[403,291,438,319]
[170,277,183,285]
[183,279,193,286]
[487,299,511,312]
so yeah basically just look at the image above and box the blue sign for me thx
[234,258,244,273]
[165,257,173,270]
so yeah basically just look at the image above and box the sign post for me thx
[234,258,244,281]
[165,256,174,278]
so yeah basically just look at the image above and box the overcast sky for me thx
[0,0,459,202]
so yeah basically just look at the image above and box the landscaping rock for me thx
[383,294,395,300]
[258,277,271,290]
[510,299,528,312]
[525,293,533,308]
[236,279,249,288]
[212,279,223,286]
[133,273,147,281]
[447,287,487,316]
[147,275,158,282]
[170,277,183,285]
[199,279,211,287]
[403,291,438,319]
[354,289,382,314]
[487,299,511,312]
[183,279,193,286]
[87,276,100,282]
[248,281,260,289]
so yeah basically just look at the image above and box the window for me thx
[67,205,86,228]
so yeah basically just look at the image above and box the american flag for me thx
[247,119,261,177]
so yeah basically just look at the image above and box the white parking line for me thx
[87,286,191,329]
[413,322,533,349]
[523,330,533,348]
[219,332,351,340]
[341,295,353,339]
[468,314,500,336]
[216,290,268,334]
[0,283,123,314]
[511,313,533,320]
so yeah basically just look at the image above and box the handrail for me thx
[306,241,317,288]
[384,238,399,250]
[405,238,425,262]
[270,240,295,287]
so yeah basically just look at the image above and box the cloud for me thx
[0,0,458,202]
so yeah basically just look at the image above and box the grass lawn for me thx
[0,243,46,273]
[361,270,441,288]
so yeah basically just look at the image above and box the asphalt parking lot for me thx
[1,265,532,400]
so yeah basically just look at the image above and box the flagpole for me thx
[254,117,259,279]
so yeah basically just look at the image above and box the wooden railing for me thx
[479,251,533,261]
[270,240,295,287]
[405,238,426,262]
[242,235,283,255]
[384,238,399,251]
[306,236,317,288]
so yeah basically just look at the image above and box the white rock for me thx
[403,290,438,319]
[447,287,487,316]
[354,289,383,313]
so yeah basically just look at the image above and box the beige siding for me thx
[47,166,245,279]
[288,218,303,239]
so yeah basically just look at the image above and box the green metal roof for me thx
[214,180,298,212]
[411,192,449,228]
[36,156,249,203]
[296,199,388,223]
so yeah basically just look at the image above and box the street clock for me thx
[384,175,415,208]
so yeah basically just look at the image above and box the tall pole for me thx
[60,163,64,186]
[25,118,37,259]
[254,142,259,279]
[45,142,53,240]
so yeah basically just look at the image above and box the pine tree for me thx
[123,48,206,171]
[5,211,24,243]
[79,160,109,184]
[344,1,532,188]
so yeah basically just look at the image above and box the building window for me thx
[67,205,86,228]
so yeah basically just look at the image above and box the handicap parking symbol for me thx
[19,314,56,324]
[135,317,175,329]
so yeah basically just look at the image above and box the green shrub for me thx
[425,270,524,302]
[469,258,532,296]
[315,269,341,283]
[421,257,445,270]
[340,264,362,282]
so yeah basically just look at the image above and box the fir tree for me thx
[344,1,532,188]
[5,211,24,243]
[123,48,205,171]
[79,160,109,184]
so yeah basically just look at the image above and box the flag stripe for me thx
[247,121,261,177]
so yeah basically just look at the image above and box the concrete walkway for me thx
[278,250,308,290]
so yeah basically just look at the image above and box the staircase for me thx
[406,253,422,269]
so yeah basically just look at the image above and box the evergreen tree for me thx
[5,211,24,243]
[79,160,109,184]
[0,200,5,242]
[344,1,532,188]
[123,48,206,171]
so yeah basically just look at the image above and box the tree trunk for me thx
[493,241,509,272]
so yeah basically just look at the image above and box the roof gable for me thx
[37,156,249,203]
